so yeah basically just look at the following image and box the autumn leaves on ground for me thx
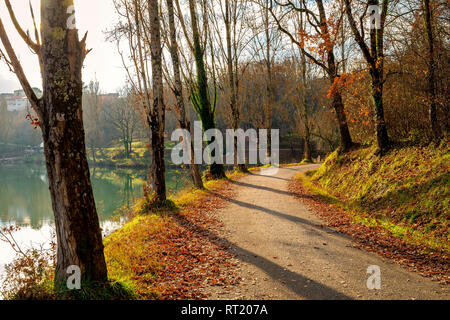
[104,177,243,299]
[102,141,448,299]
[290,142,449,284]
[0,0,449,302]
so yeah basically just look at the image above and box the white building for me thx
[4,88,42,112]
[6,96,30,112]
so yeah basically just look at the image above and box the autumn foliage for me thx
[104,177,244,299]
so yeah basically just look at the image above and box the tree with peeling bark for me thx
[267,0,355,152]
[148,0,167,202]
[0,1,107,286]
[110,0,167,202]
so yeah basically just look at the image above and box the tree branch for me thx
[5,0,40,54]
[0,17,42,118]
[268,1,329,72]
[343,0,375,69]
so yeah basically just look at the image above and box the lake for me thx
[0,163,192,280]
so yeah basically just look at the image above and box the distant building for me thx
[4,88,42,112]
[6,96,30,111]
[100,93,119,98]
[0,93,13,98]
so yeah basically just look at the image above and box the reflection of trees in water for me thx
[0,165,53,229]
[1,165,192,229]
[122,173,134,209]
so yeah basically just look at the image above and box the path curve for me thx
[208,165,449,300]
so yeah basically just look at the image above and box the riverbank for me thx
[103,169,253,299]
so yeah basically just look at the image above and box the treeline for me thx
[0,0,447,291]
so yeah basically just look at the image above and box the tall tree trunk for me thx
[264,0,273,157]
[225,0,247,172]
[344,0,390,153]
[316,0,354,152]
[166,0,204,189]
[5,0,110,286]
[148,0,167,201]
[423,0,441,139]
[188,0,226,179]
[371,0,390,152]
[269,0,355,152]
[371,74,390,151]
[297,32,313,163]
[332,91,354,151]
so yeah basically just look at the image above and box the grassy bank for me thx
[296,140,449,252]
[103,170,251,299]
[87,141,179,168]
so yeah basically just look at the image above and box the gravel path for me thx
[207,165,449,300]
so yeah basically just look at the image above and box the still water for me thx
[0,163,192,277]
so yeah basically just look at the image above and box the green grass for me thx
[103,169,246,299]
[88,140,181,168]
[297,139,449,252]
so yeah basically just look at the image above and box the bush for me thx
[0,226,55,300]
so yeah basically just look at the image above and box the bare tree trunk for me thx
[148,0,167,201]
[41,1,108,286]
[316,0,354,152]
[422,0,441,139]
[188,0,226,179]
[166,0,204,188]
[264,0,273,157]
[297,17,313,163]
[332,91,354,151]
[371,74,390,150]
[0,0,108,286]
[268,0,355,152]
[225,0,247,172]
[344,0,390,153]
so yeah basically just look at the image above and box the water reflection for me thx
[0,164,191,228]
[0,163,192,279]
[0,165,52,228]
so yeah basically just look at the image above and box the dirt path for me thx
[207,165,449,300]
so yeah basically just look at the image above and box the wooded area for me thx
[0,0,448,297]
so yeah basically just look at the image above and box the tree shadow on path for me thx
[208,190,350,242]
[174,212,352,300]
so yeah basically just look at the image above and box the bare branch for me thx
[5,0,40,54]
[0,18,42,118]
[267,1,329,72]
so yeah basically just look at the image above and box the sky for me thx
[0,0,127,94]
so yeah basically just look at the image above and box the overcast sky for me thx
[0,0,127,94]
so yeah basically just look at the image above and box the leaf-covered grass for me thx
[299,139,449,251]
[104,214,170,298]
[103,170,246,299]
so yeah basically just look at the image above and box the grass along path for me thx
[204,165,448,299]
